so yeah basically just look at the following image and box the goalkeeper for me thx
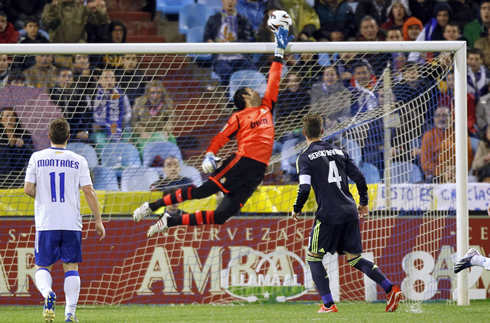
[133,27,294,237]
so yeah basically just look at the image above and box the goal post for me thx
[0,41,471,306]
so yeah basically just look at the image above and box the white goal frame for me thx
[0,41,468,305]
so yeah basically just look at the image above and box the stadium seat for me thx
[197,0,222,12]
[391,162,423,184]
[179,4,215,35]
[100,142,141,173]
[142,141,183,168]
[67,142,99,168]
[180,165,203,187]
[470,137,480,157]
[187,26,213,61]
[120,166,160,192]
[359,162,381,184]
[229,70,267,101]
[92,167,119,191]
[157,0,194,15]
[341,138,362,166]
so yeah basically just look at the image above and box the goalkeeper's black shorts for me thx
[308,219,363,256]
[209,153,267,206]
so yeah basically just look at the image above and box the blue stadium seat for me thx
[341,138,362,166]
[120,166,160,192]
[359,162,381,184]
[391,162,423,184]
[100,142,141,171]
[179,3,215,34]
[197,0,222,12]
[67,142,99,168]
[229,70,267,101]
[470,137,480,157]
[157,0,194,15]
[92,167,119,191]
[187,26,213,61]
[142,141,183,168]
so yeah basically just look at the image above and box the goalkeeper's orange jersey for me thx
[206,59,283,166]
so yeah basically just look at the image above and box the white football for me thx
[268,10,292,32]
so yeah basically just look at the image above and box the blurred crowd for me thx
[1,0,490,191]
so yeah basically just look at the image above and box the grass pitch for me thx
[1,300,489,322]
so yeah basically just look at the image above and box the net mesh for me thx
[0,47,463,306]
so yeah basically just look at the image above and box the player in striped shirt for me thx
[133,27,293,237]
[25,118,105,323]
[292,114,402,313]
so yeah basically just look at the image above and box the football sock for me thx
[471,255,490,270]
[35,268,53,298]
[64,271,80,316]
[167,210,215,227]
[307,254,334,307]
[149,181,220,211]
[349,256,393,294]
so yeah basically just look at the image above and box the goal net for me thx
[0,42,470,307]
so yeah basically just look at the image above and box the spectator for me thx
[475,30,490,69]
[443,21,464,41]
[477,83,490,133]
[0,107,34,189]
[0,54,10,88]
[464,0,490,48]
[203,0,257,86]
[49,68,92,143]
[408,0,435,25]
[90,69,131,148]
[275,69,311,126]
[115,54,148,107]
[386,27,407,79]
[310,66,351,128]
[437,71,479,137]
[333,52,360,88]
[91,21,127,70]
[437,123,474,183]
[281,0,320,40]
[18,16,49,43]
[86,0,110,43]
[107,20,126,43]
[356,16,391,76]
[430,2,452,41]
[291,50,324,89]
[472,125,490,182]
[381,0,411,31]
[149,156,193,192]
[130,81,176,155]
[22,54,58,89]
[467,48,490,104]
[349,60,378,113]
[7,73,26,87]
[0,11,19,43]
[314,0,357,41]
[73,54,96,96]
[41,0,110,43]
[236,0,266,34]
[402,16,422,41]
[449,0,479,30]
[5,0,47,31]
[354,0,390,29]
[420,106,473,182]
[393,61,438,125]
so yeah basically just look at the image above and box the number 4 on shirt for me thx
[327,160,341,189]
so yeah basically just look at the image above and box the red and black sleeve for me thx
[261,57,283,114]
[206,113,241,155]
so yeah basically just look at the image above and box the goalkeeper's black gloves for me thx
[274,26,294,58]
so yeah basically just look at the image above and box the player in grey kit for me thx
[292,114,402,313]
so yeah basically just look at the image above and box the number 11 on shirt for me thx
[49,172,65,202]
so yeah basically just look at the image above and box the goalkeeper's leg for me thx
[166,195,241,227]
[148,180,221,211]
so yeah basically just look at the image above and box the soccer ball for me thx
[268,10,292,32]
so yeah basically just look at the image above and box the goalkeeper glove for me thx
[202,152,221,174]
[274,26,295,58]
